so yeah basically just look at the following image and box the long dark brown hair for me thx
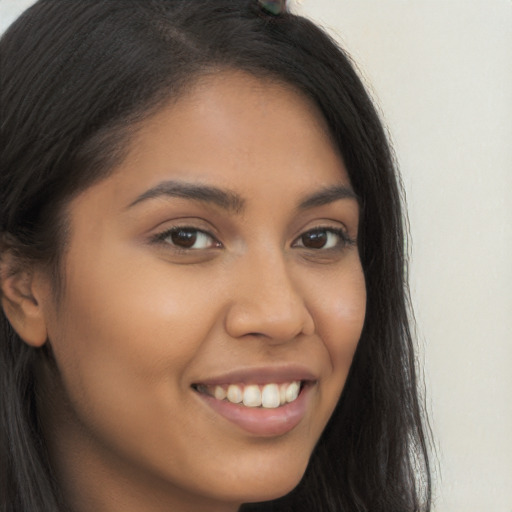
[0,1,431,510]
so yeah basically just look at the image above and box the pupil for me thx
[303,230,326,249]
[171,229,197,248]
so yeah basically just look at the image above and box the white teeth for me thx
[285,381,300,403]
[203,381,302,408]
[242,385,262,407]
[227,384,243,404]
[279,384,288,404]
[214,386,227,401]
[261,383,280,408]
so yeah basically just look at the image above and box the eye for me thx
[156,227,221,250]
[293,227,353,250]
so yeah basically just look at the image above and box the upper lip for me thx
[192,364,318,386]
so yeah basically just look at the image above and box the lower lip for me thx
[195,384,312,437]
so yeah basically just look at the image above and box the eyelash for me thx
[151,225,355,253]
[152,226,222,252]
[292,227,356,251]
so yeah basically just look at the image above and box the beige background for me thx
[1,0,511,510]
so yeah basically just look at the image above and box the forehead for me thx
[70,70,350,216]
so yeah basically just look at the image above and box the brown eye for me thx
[170,229,198,248]
[294,228,349,250]
[301,230,328,249]
[164,228,219,250]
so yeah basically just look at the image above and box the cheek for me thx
[53,245,214,354]
[310,262,366,379]
[44,252,220,423]
[42,255,230,479]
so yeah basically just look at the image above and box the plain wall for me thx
[1,1,511,510]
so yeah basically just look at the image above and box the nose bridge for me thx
[224,246,314,342]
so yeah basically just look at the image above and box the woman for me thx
[0,1,431,511]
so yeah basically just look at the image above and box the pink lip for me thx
[193,364,318,387]
[195,383,313,437]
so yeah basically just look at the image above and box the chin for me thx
[217,459,308,506]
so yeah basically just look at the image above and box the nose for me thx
[224,251,315,343]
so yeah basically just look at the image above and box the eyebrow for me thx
[127,180,357,214]
[298,185,358,210]
[127,181,245,214]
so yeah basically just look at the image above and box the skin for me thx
[3,72,366,512]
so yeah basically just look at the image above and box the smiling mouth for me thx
[192,381,306,409]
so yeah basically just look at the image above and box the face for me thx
[37,72,366,512]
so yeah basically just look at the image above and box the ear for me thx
[0,253,49,347]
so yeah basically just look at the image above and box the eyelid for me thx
[292,225,356,249]
[151,225,222,250]
[147,219,356,254]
